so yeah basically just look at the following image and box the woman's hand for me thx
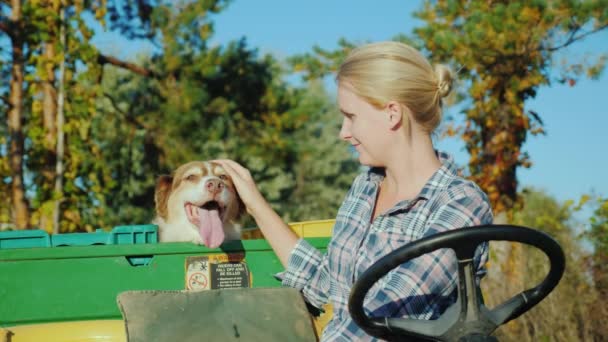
[213,159,299,266]
[213,159,267,215]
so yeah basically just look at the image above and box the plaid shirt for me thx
[280,152,493,341]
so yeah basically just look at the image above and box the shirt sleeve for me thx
[279,172,369,310]
[364,185,494,319]
[279,239,331,309]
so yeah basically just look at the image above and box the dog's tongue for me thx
[197,207,224,248]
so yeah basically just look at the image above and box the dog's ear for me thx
[154,175,173,220]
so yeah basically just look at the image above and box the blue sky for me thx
[92,0,608,208]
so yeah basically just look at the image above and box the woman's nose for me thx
[339,118,351,141]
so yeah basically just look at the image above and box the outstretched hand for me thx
[212,159,267,215]
[213,159,299,266]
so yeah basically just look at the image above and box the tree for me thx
[1,0,29,229]
[288,1,607,214]
[0,0,231,231]
[585,196,608,339]
[96,37,359,229]
[1,0,360,232]
[414,0,607,213]
[275,81,360,222]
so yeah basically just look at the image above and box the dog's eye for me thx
[186,175,197,181]
[218,175,228,181]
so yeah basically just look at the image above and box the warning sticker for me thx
[185,253,251,290]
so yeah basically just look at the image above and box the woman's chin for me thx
[357,155,376,167]
[354,150,381,167]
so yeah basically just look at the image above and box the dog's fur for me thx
[153,161,244,247]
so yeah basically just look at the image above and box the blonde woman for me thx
[215,41,493,341]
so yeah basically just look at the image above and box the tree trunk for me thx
[53,6,66,234]
[7,0,30,229]
[43,41,57,153]
[469,99,525,213]
[40,39,58,232]
[40,0,62,232]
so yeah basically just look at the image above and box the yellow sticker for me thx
[185,253,251,290]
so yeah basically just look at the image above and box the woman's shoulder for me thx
[433,174,491,210]
[434,151,490,204]
[425,175,494,227]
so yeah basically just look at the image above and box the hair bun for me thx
[435,64,453,98]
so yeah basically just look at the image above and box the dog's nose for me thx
[206,179,224,194]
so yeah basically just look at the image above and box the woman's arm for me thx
[214,159,332,308]
[213,159,299,267]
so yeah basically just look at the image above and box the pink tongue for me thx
[197,207,225,248]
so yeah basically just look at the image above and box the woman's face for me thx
[337,83,392,166]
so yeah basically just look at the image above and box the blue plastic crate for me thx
[0,225,158,250]
[51,230,108,247]
[0,229,51,249]
[108,225,158,245]
[51,225,158,246]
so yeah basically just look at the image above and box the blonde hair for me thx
[337,41,453,133]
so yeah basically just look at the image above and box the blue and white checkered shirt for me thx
[281,152,493,341]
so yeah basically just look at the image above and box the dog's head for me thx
[154,161,244,247]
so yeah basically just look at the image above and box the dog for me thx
[153,161,244,248]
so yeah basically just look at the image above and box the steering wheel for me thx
[348,225,565,342]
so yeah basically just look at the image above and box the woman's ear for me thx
[386,101,405,130]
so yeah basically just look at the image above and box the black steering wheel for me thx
[348,225,565,342]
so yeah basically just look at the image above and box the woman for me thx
[215,41,493,341]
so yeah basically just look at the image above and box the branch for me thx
[545,24,608,52]
[103,92,151,131]
[0,93,10,107]
[103,92,128,116]
[98,54,159,78]
[0,15,11,36]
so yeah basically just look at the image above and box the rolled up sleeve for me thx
[279,239,331,309]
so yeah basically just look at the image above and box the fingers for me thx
[212,159,240,180]
[213,159,244,171]
[212,159,273,218]
[213,159,251,180]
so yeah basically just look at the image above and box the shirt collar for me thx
[418,151,459,200]
[364,151,460,211]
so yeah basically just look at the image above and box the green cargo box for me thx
[0,225,158,250]
[0,228,331,327]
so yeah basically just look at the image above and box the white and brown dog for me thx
[153,161,244,248]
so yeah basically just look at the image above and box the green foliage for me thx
[587,197,608,253]
[95,43,358,228]
[511,188,576,231]
[288,38,356,81]
[481,189,606,341]
[286,35,420,81]
[266,81,361,222]
[583,195,608,337]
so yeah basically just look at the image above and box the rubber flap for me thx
[117,287,317,342]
